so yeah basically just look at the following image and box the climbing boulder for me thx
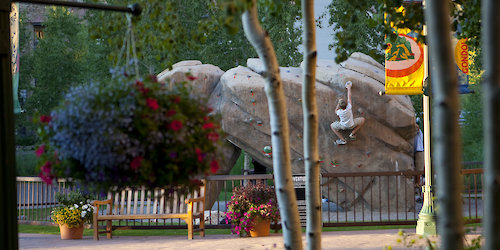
[158,52,418,211]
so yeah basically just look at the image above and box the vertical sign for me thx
[453,38,473,94]
[10,3,22,113]
[384,6,425,95]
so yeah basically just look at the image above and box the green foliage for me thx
[326,0,482,66]
[16,150,38,176]
[51,190,94,228]
[87,0,301,73]
[16,7,111,146]
[460,80,483,162]
[324,1,386,64]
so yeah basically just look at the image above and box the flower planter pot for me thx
[249,218,270,237]
[58,223,84,240]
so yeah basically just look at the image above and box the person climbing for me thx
[330,81,365,145]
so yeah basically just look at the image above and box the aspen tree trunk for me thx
[424,1,464,249]
[482,1,500,249]
[1,1,19,249]
[241,1,303,249]
[301,0,321,249]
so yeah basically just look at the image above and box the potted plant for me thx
[34,72,223,192]
[225,181,280,237]
[51,190,94,239]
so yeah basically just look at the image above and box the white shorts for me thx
[330,117,364,130]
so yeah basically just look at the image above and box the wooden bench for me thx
[92,183,205,240]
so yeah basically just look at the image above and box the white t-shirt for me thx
[414,129,424,152]
[336,103,354,128]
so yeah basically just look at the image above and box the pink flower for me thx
[130,156,143,170]
[207,132,219,142]
[139,87,150,95]
[166,109,176,117]
[148,75,158,82]
[195,148,203,162]
[169,120,183,131]
[40,115,51,123]
[146,98,159,110]
[172,96,181,104]
[210,160,219,174]
[202,123,214,130]
[39,161,53,185]
[35,145,45,157]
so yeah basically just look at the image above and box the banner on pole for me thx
[384,6,424,95]
[385,31,424,95]
[10,3,22,114]
[453,38,474,94]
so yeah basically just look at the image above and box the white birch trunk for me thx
[424,1,464,249]
[241,1,303,249]
[482,0,500,249]
[301,0,321,249]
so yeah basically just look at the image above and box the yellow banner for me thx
[384,7,424,95]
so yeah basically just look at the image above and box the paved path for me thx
[18,229,454,250]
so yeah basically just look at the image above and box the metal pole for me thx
[416,0,437,236]
[1,1,19,249]
[13,0,142,16]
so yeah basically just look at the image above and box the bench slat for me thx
[146,190,151,214]
[120,190,126,215]
[140,188,145,214]
[127,189,132,215]
[133,189,139,214]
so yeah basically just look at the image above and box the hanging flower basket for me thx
[35,73,223,191]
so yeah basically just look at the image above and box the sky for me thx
[314,0,336,60]
[297,1,337,61]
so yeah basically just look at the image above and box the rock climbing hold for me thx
[257,121,263,126]
[263,146,272,153]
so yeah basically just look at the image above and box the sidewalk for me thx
[18,229,440,250]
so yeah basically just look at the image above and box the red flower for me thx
[210,160,219,174]
[170,120,183,131]
[202,123,214,130]
[203,116,209,121]
[146,98,159,110]
[139,87,150,95]
[190,179,202,186]
[148,74,158,82]
[40,115,51,123]
[135,80,144,87]
[130,156,143,170]
[195,148,203,162]
[39,161,53,185]
[207,132,219,142]
[166,109,176,117]
[187,75,198,81]
[172,96,181,104]
[35,144,45,157]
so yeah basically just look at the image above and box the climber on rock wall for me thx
[330,81,366,145]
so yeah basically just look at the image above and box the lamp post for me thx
[416,0,436,236]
